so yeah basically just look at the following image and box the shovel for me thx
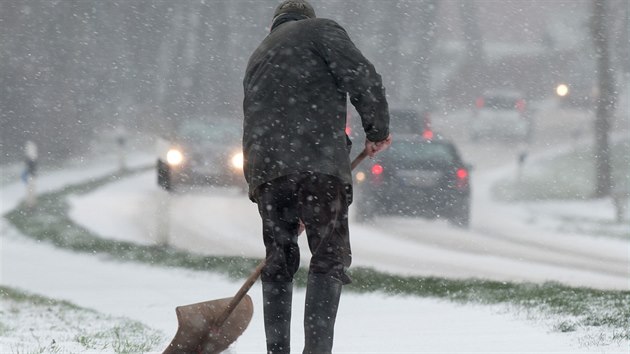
[162,148,369,354]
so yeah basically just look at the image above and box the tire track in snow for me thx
[367,215,628,286]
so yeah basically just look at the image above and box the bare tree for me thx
[616,0,629,74]
[410,0,439,113]
[590,0,616,197]
[457,0,485,106]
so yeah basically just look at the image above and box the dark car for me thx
[353,133,471,227]
[156,118,244,191]
[389,107,431,135]
[346,106,432,141]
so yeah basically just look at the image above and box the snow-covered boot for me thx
[263,281,293,354]
[303,273,342,354]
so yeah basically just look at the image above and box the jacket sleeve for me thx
[314,19,390,142]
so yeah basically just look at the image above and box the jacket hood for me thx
[271,13,309,32]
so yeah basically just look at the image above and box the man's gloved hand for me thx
[298,219,305,236]
[365,133,392,157]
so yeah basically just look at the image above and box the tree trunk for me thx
[590,0,616,197]
[457,0,485,107]
[411,0,439,113]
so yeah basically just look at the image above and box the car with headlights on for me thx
[353,133,471,227]
[156,118,244,191]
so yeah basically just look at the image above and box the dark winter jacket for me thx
[242,15,389,202]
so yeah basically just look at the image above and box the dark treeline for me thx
[0,0,444,161]
[1,0,626,162]
[2,0,272,160]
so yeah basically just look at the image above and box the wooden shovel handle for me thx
[214,260,266,327]
[215,148,369,327]
[351,148,369,171]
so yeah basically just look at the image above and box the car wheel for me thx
[449,202,470,228]
[157,160,172,191]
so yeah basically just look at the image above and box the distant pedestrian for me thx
[22,140,38,207]
[242,1,391,353]
[115,126,128,172]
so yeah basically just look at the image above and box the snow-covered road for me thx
[67,168,629,291]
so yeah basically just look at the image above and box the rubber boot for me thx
[262,282,293,354]
[303,274,343,354]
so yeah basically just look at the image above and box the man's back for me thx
[243,17,389,199]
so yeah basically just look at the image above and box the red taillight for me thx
[371,164,384,175]
[421,112,433,138]
[345,126,352,135]
[515,99,526,113]
[456,168,468,189]
[475,97,484,109]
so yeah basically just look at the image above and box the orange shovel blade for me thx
[162,295,253,354]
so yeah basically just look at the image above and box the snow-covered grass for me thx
[491,139,630,240]
[0,286,162,353]
[493,139,630,201]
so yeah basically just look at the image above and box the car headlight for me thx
[231,152,244,170]
[556,84,569,97]
[355,171,366,183]
[166,148,184,166]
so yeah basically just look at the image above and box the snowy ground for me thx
[7,225,618,354]
[1,145,628,353]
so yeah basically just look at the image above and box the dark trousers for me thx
[255,172,352,284]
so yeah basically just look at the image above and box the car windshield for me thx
[390,109,422,133]
[176,119,241,143]
[483,96,517,110]
[386,140,456,165]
